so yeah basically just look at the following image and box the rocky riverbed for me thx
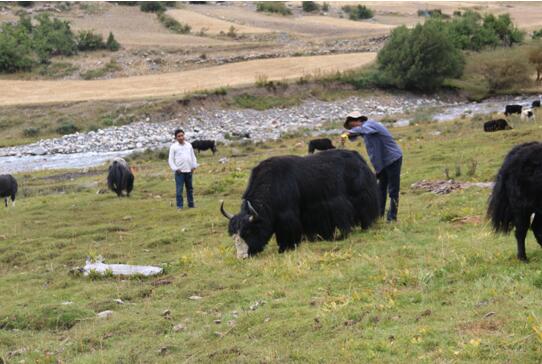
[0,93,539,173]
[0,94,452,158]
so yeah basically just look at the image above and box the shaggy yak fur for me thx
[107,158,134,197]
[483,119,512,132]
[221,149,380,257]
[191,140,217,155]
[504,104,522,115]
[308,138,335,154]
[0,174,17,207]
[488,142,542,261]
[532,100,541,108]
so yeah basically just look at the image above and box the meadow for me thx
[2,114,542,363]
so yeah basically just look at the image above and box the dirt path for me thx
[0,53,376,106]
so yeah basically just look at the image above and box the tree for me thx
[464,48,531,92]
[0,21,33,73]
[106,32,120,51]
[302,1,319,12]
[377,20,464,91]
[140,1,166,12]
[529,45,542,82]
[32,13,77,63]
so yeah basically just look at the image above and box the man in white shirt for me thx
[168,129,198,209]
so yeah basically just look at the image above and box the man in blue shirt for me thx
[343,111,403,222]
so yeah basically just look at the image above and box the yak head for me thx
[220,200,271,259]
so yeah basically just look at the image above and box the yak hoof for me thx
[518,255,529,263]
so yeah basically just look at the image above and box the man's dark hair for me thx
[174,128,184,137]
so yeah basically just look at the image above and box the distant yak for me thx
[0,174,18,207]
[107,157,134,197]
[532,100,540,108]
[504,104,522,116]
[191,140,217,155]
[488,142,542,261]
[483,119,512,132]
[308,138,336,154]
[521,109,535,121]
[220,149,380,258]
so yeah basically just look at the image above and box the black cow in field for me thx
[220,149,380,258]
[532,100,540,108]
[488,142,542,261]
[107,158,134,197]
[191,140,217,155]
[504,104,522,116]
[308,138,335,154]
[484,119,512,132]
[0,174,17,207]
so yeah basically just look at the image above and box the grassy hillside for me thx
[2,116,542,362]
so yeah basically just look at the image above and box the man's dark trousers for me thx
[376,157,402,221]
[175,171,194,208]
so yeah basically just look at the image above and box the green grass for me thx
[2,115,542,362]
[80,60,121,80]
[231,93,301,110]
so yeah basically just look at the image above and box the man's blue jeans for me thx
[376,157,402,221]
[175,172,194,208]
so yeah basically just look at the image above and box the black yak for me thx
[191,140,217,155]
[220,149,380,258]
[488,142,542,261]
[107,158,134,197]
[308,138,335,154]
[483,119,512,132]
[0,174,17,207]
[532,100,540,108]
[504,104,522,116]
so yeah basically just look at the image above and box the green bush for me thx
[459,47,531,97]
[302,1,319,12]
[140,1,165,12]
[157,12,191,34]
[256,2,291,15]
[322,2,329,12]
[533,29,542,39]
[106,32,120,51]
[342,5,374,20]
[32,13,78,63]
[0,19,34,73]
[23,127,40,137]
[377,20,464,91]
[77,30,105,51]
[17,1,34,7]
[55,122,79,135]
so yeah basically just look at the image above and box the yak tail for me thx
[487,172,514,234]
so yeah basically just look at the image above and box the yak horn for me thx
[220,200,233,220]
[246,200,259,218]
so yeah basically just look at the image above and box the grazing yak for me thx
[488,142,542,261]
[0,174,17,207]
[191,140,217,155]
[484,119,512,132]
[308,138,335,154]
[532,100,541,108]
[504,104,522,116]
[107,157,134,197]
[220,149,380,258]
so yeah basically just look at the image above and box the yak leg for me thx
[515,213,531,261]
[4,197,7,208]
[275,212,302,253]
[531,213,542,248]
